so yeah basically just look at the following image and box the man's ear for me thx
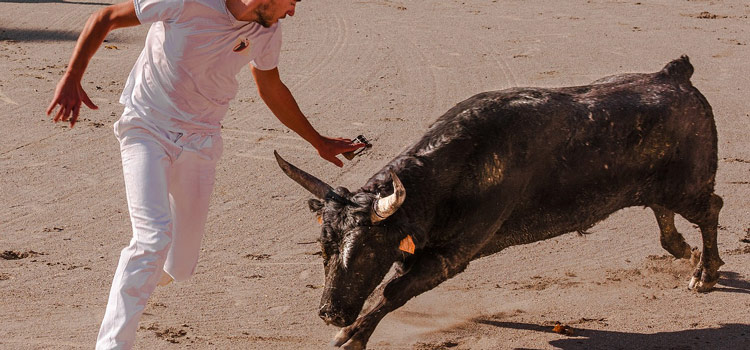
[308,199,324,224]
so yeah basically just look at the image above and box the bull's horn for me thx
[274,150,333,199]
[372,171,406,223]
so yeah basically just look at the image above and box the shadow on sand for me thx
[477,271,750,350]
[715,271,750,294]
[0,28,79,42]
[0,0,110,5]
[478,321,750,350]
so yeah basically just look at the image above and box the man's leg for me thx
[163,137,220,281]
[96,131,174,350]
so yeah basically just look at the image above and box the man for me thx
[46,0,363,348]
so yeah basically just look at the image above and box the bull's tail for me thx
[660,55,694,82]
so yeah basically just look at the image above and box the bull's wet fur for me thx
[275,56,723,350]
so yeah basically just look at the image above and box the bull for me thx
[274,56,723,349]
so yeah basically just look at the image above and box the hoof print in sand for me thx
[415,340,460,350]
[244,253,271,261]
[143,323,192,344]
[1,250,44,260]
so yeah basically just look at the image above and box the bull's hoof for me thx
[341,341,366,350]
[687,262,721,293]
[688,276,718,293]
[332,327,366,350]
[331,328,350,347]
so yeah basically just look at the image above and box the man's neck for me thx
[226,0,260,22]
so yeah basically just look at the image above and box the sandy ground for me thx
[1,0,749,349]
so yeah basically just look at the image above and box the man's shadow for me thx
[0,28,80,42]
[1,0,112,41]
[0,0,110,5]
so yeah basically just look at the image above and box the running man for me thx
[46,0,363,348]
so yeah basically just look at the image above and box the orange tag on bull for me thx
[399,235,415,254]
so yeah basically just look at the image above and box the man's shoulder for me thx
[178,0,230,20]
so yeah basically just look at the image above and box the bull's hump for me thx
[505,89,552,107]
[660,55,693,82]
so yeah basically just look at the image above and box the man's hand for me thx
[46,74,98,128]
[252,66,367,167]
[45,0,139,128]
[314,136,366,167]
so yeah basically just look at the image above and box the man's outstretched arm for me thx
[251,66,364,167]
[47,0,141,127]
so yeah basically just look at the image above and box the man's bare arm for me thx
[47,1,141,127]
[251,66,363,167]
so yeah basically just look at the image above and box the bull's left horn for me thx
[274,150,333,199]
[372,171,406,223]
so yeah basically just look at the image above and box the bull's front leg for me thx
[358,261,406,316]
[332,250,471,349]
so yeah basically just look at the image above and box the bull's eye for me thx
[319,243,328,260]
[319,240,336,266]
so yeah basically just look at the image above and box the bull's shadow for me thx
[476,321,750,350]
[715,271,750,294]
[473,271,750,350]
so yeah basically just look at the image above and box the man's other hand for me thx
[46,74,98,128]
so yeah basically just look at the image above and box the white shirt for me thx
[120,0,282,134]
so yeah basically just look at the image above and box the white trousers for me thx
[96,111,222,349]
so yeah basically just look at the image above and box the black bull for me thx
[275,56,723,349]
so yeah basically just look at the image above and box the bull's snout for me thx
[319,305,354,327]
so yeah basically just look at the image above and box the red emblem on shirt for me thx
[233,39,249,52]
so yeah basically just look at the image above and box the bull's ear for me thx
[308,199,324,224]
[308,199,324,212]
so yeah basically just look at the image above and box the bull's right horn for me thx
[371,171,406,223]
[274,150,333,199]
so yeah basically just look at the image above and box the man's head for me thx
[255,0,300,27]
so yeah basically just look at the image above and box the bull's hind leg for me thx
[652,191,723,292]
[650,205,696,260]
[681,193,724,292]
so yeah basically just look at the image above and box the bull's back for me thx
[426,57,716,248]
[494,60,717,244]
[371,57,715,251]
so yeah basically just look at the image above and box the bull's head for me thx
[274,151,407,327]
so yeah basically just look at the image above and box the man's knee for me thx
[129,225,173,253]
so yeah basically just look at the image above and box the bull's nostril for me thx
[318,309,349,327]
[319,309,334,325]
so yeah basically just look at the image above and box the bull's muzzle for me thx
[319,304,354,327]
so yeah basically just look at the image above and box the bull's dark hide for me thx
[276,56,723,350]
